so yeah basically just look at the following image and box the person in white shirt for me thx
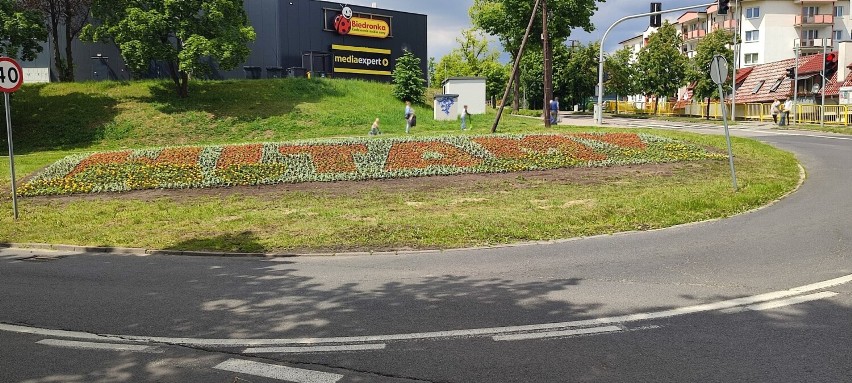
[782,98,793,126]
[771,99,780,124]
[404,101,414,134]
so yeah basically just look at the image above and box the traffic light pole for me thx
[821,43,827,129]
[730,0,740,121]
[793,45,799,126]
[597,2,715,125]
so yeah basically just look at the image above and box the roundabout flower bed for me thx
[19,133,726,196]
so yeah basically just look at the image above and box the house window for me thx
[745,30,760,42]
[803,7,819,17]
[744,53,759,65]
[769,78,784,92]
[835,30,843,41]
[835,6,844,17]
[751,80,765,94]
[746,7,760,19]
[803,29,820,40]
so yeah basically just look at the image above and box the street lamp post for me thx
[597,2,716,125]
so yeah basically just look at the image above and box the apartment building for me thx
[674,1,852,66]
[622,1,851,64]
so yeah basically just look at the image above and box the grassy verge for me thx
[0,127,800,253]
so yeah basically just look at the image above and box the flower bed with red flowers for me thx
[20,133,726,196]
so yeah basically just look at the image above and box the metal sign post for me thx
[710,55,738,192]
[0,57,24,219]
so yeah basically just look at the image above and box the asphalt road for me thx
[1,120,850,383]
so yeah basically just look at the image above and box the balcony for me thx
[795,38,833,51]
[711,19,738,32]
[682,29,707,41]
[795,14,834,26]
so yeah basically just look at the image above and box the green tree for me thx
[427,56,436,87]
[433,28,507,99]
[604,46,637,114]
[471,0,605,112]
[19,0,92,81]
[688,29,735,104]
[392,50,426,104]
[83,0,256,97]
[433,51,469,87]
[559,41,599,112]
[0,0,47,61]
[520,47,543,109]
[635,21,688,114]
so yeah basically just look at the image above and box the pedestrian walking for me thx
[404,101,414,134]
[771,99,780,124]
[554,97,561,123]
[369,118,381,135]
[460,105,470,130]
[783,98,793,126]
[548,100,559,124]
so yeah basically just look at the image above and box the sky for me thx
[344,0,703,60]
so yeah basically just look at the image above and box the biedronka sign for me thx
[333,6,390,39]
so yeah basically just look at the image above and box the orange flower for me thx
[385,141,482,171]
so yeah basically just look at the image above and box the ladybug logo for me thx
[342,6,353,19]
[334,15,351,35]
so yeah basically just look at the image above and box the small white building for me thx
[442,77,486,115]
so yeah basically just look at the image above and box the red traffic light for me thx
[825,52,838,63]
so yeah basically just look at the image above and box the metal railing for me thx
[604,101,679,116]
[604,101,852,126]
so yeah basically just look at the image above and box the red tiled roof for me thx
[798,52,831,74]
[735,67,753,84]
[733,58,796,104]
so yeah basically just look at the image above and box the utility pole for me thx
[491,0,542,133]
[542,0,553,128]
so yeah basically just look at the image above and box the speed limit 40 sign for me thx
[0,57,24,93]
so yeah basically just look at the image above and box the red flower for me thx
[385,141,482,171]
[217,144,263,169]
[279,144,368,173]
[69,151,132,177]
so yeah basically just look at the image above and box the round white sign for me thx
[710,55,729,86]
[0,57,24,93]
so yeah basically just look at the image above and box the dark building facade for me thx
[22,0,428,83]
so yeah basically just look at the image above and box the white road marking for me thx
[2,273,850,347]
[493,325,623,341]
[244,343,386,354]
[214,358,342,383]
[36,339,154,352]
[743,291,838,311]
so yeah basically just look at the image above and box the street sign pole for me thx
[711,55,738,192]
[4,92,16,219]
[0,57,24,220]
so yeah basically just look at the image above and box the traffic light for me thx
[718,0,730,15]
[650,3,662,28]
[785,67,795,79]
[824,52,839,78]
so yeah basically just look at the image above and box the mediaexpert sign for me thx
[331,44,392,76]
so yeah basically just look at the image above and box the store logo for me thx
[333,6,390,39]
[331,44,392,76]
